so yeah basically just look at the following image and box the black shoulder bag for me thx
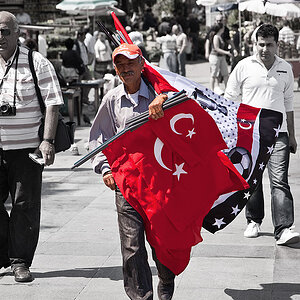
[28,49,74,153]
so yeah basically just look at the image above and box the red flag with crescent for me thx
[90,13,283,274]
[103,100,249,274]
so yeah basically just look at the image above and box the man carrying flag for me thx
[89,42,249,300]
[89,43,176,300]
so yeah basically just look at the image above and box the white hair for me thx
[0,11,20,33]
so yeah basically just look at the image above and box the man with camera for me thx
[0,11,63,282]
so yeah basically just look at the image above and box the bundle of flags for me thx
[73,13,283,275]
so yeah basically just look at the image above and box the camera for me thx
[0,102,16,116]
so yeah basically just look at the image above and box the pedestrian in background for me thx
[157,25,177,73]
[84,25,96,77]
[279,20,295,45]
[94,32,113,76]
[61,38,85,84]
[0,11,63,282]
[225,24,299,246]
[208,23,232,94]
[73,29,92,104]
[187,13,200,61]
[16,7,31,25]
[172,24,187,76]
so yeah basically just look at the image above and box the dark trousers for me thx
[115,188,175,300]
[0,148,43,268]
[79,66,92,104]
[177,52,186,77]
[246,133,294,239]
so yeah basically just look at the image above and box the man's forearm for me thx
[286,111,295,137]
[43,105,60,140]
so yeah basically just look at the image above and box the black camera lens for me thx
[1,104,9,113]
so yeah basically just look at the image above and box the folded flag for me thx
[110,12,283,233]
[103,99,249,274]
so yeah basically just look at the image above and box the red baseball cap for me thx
[112,43,142,62]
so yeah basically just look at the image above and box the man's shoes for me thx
[12,266,33,282]
[244,221,260,238]
[70,144,79,156]
[157,280,174,300]
[276,227,300,246]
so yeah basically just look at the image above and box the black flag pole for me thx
[96,20,120,47]
[96,19,158,97]
[71,91,189,170]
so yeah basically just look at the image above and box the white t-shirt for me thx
[84,32,96,54]
[157,34,177,53]
[94,40,112,62]
[128,91,139,106]
[225,55,294,133]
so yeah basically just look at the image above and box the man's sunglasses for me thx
[0,28,11,36]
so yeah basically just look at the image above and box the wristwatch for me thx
[43,139,55,145]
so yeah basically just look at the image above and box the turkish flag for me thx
[103,99,249,274]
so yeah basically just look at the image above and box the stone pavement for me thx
[1,60,300,300]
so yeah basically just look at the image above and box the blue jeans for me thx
[246,133,294,239]
[0,148,43,269]
[115,188,175,300]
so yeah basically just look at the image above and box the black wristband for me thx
[43,139,55,144]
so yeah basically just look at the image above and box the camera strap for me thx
[28,49,45,115]
[0,46,20,108]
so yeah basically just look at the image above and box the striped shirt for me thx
[279,26,295,45]
[0,45,63,150]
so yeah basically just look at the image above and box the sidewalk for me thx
[1,61,300,300]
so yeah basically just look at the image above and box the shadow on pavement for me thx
[225,283,300,300]
[32,266,158,281]
[258,231,274,237]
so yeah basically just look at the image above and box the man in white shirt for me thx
[225,24,299,246]
[84,26,96,75]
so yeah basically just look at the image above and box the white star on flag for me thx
[173,163,187,181]
[186,128,196,139]
[253,178,257,185]
[244,191,251,200]
[231,205,240,216]
[213,218,226,229]
[259,162,265,170]
[273,125,280,137]
[267,145,274,154]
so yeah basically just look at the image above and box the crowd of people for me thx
[0,7,299,300]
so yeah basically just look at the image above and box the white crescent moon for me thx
[154,138,172,171]
[170,113,194,135]
[239,122,252,130]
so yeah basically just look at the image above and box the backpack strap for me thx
[28,49,45,114]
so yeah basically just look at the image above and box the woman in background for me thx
[208,23,232,94]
